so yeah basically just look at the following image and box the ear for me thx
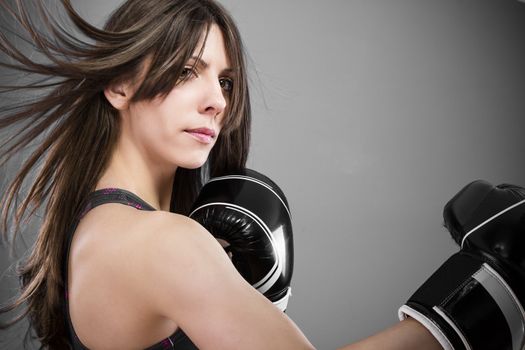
[103,81,135,110]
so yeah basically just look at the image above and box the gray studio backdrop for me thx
[1,0,525,349]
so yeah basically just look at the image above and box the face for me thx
[124,24,233,171]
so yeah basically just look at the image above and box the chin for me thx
[172,143,215,170]
[178,155,209,170]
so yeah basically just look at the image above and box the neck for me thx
[96,136,176,211]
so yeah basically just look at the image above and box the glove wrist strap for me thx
[272,287,292,312]
[399,252,525,350]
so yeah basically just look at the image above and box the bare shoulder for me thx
[133,208,236,283]
[90,206,232,287]
[72,204,224,291]
[76,203,218,254]
[68,205,229,347]
[141,209,217,244]
[128,208,226,262]
[128,207,220,260]
[74,205,314,349]
[133,211,313,349]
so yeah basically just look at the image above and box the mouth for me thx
[185,127,217,144]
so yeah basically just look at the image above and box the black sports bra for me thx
[62,188,198,349]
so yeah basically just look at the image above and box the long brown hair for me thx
[0,0,251,347]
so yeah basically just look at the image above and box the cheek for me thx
[154,92,195,129]
[128,105,175,157]
[142,102,181,136]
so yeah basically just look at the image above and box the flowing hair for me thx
[0,0,251,347]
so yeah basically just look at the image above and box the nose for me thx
[200,79,227,118]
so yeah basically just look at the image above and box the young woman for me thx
[1,1,522,349]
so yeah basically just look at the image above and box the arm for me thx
[337,318,442,350]
[145,214,441,350]
[137,177,525,350]
[141,213,439,350]
[140,212,314,350]
[344,180,525,350]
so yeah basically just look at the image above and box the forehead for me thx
[194,24,231,68]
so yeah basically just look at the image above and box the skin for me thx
[67,24,442,349]
[97,26,230,211]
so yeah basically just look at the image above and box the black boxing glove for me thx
[189,169,294,312]
[399,180,525,350]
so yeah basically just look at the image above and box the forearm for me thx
[337,319,442,350]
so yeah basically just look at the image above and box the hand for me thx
[400,180,525,350]
[189,168,294,312]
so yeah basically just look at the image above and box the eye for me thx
[219,77,233,93]
[179,67,197,81]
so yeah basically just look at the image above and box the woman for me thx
[3,0,513,349]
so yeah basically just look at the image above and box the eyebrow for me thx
[188,56,236,74]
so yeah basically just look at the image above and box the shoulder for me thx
[96,206,225,268]
[135,209,234,280]
[121,209,244,319]
[77,204,232,304]
[101,206,231,285]
[133,209,222,256]
[132,212,314,349]
[74,205,226,290]
[77,203,216,252]
[78,205,314,349]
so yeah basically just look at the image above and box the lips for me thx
[185,127,216,144]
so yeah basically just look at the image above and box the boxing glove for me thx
[189,169,294,312]
[399,180,525,350]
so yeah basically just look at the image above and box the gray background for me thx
[2,0,525,349]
